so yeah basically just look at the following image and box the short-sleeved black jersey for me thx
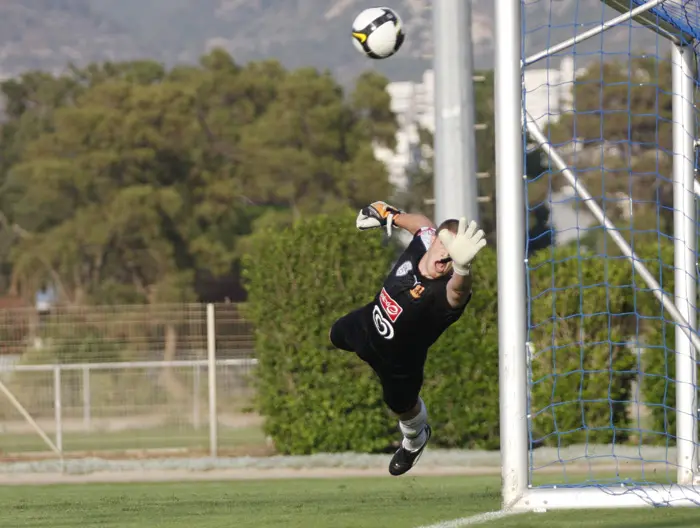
[363,226,469,367]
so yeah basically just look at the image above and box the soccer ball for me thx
[351,7,405,59]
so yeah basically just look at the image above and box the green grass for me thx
[0,425,267,455]
[3,476,700,527]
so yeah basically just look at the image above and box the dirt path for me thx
[0,460,668,486]
[0,465,500,485]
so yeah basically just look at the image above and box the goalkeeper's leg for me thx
[329,308,367,352]
[397,398,429,450]
[381,371,431,476]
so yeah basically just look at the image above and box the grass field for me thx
[3,475,700,527]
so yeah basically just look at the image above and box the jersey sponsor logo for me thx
[379,287,402,322]
[372,305,394,340]
[417,227,435,250]
[395,261,412,277]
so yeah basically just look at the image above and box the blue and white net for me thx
[522,0,700,494]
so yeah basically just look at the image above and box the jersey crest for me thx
[395,261,413,277]
[409,283,425,299]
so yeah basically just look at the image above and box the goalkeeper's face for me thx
[425,234,453,278]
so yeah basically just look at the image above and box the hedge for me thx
[420,246,500,449]
[635,241,683,445]
[527,245,639,446]
[241,212,397,454]
[242,212,503,453]
[243,212,691,453]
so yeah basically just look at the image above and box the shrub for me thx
[421,247,500,449]
[634,240,686,445]
[242,212,397,454]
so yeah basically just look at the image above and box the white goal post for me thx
[495,0,700,510]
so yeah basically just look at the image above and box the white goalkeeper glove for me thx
[356,201,403,237]
[438,217,487,276]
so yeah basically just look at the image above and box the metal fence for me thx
[0,303,262,459]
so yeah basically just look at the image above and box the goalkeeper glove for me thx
[356,201,403,236]
[437,217,487,276]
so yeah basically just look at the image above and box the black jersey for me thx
[364,226,469,365]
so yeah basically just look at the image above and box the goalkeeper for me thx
[329,201,486,476]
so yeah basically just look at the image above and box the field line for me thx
[415,510,519,528]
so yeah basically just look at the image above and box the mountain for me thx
[0,1,140,75]
[0,1,676,83]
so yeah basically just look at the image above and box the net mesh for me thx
[522,0,700,489]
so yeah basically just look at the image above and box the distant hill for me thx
[0,1,674,83]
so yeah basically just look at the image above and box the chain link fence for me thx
[0,303,264,459]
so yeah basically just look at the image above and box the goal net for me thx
[496,0,700,510]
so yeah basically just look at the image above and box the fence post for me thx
[193,364,201,430]
[82,365,91,431]
[53,365,63,454]
[207,303,218,457]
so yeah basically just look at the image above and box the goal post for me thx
[495,0,700,510]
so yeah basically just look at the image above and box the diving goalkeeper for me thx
[329,201,486,476]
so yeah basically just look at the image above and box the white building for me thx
[523,56,587,129]
[373,69,437,191]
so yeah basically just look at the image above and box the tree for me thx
[543,55,679,252]
[0,70,90,294]
[0,49,398,304]
[548,56,673,157]
[236,68,395,221]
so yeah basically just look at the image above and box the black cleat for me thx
[388,424,432,476]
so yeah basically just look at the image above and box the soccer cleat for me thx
[388,424,432,476]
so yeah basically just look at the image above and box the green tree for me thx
[542,56,679,253]
[6,78,223,303]
[237,68,395,221]
[0,50,398,304]
[548,56,673,156]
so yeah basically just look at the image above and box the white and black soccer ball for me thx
[351,7,405,59]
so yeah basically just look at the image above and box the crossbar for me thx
[523,0,673,67]
[603,0,695,44]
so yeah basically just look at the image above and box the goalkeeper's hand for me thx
[438,217,487,276]
[356,201,403,236]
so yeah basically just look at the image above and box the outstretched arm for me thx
[445,270,473,309]
[439,218,487,309]
[356,201,434,236]
[393,212,435,234]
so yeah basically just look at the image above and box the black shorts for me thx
[330,307,424,414]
